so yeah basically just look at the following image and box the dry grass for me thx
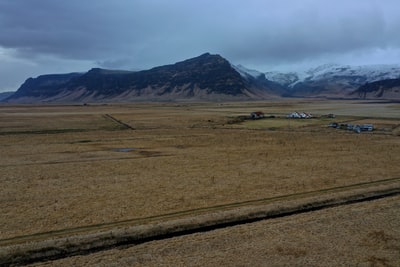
[29,195,400,267]
[0,99,399,265]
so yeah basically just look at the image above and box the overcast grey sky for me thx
[1,0,399,92]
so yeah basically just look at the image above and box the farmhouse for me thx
[286,111,313,119]
[250,111,265,119]
[327,113,336,118]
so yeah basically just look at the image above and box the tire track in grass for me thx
[1,177,400,266]
[103,114,135,130]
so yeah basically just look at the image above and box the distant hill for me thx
[0,91,15,101]
[5,53,286,103]
[352,78,400,99]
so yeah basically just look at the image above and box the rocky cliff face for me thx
[6,53,285,103]
[352,78,400,99]
[7,73,83,101]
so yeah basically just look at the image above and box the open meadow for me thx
[1,99,400,265]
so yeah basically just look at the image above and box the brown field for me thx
[0,99,400,265]
[31,195,400,267]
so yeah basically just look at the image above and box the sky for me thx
[1,0,400,92]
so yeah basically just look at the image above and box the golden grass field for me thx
[0,99,399,265]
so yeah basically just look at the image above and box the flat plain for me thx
[1,99,399,265]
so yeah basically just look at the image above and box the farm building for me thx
[250,111,265,119]
[328,123,374,133]
[286,112,313,119]
[361,124,374,131]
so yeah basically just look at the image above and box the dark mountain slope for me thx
[352,78,400,99]
[6,53,285,103]
[6,73,83,101]
[63,53,261,99]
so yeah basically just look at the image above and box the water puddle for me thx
[113,148,136,152]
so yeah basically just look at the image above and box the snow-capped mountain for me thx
[266,64,400,88]
[304,63,400,83]
[264,71,300,87]
[264,63,400,98]
[232,64,265,79]
[231,64,287,96]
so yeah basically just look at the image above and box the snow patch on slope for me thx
[232,64,264,79]
[266,64,400,87]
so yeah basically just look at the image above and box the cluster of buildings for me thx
[250,111,314,120]
[247,111,374,134]
[286,112,313,119]
[328,122,374,133]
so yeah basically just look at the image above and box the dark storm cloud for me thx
[0,1,131,59]
[0,0,400,91]
[220,0,400,67]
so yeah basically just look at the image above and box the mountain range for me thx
[4,53,400,103]
[5,53,287,103]
[264,63,400,98]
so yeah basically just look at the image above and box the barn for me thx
[250,111,265,119]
